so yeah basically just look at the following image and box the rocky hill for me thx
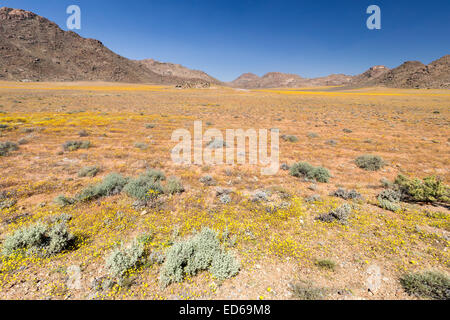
[371,56,450,89]
[139,59,221,85]
[228,72,352,88]
[230,56,449,89]
[0,7,182,83]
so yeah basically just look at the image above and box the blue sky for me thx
[3,0,450,81]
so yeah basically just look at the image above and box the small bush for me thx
[316,204,352,224]
[0,141,18,156]
[78,130,89,137]
[160,228,239,287]
[106,240,146,279]
[400,271,450,300]
[54,195,75,207]
[281,135,299,142]
[307,132,319,139]
[394,175,449,204]
[378,199,400,212]
[123,170,165,201]
[331,188,362,200]
[2,222,75,257]
[134,142,149,150]
[290,162,331,183]
[290,281,326,300]
[165,177,185,195]
[78,166,100,178]
[355,155,385,171]
[315,259,336,271]
[252,190,270,202]
[63,141,90,151]
[200,175,217,186]
[76,173,128,202]
[377,189,401,203]
[145,124,156,129]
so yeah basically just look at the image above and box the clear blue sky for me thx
[3,0,450,81]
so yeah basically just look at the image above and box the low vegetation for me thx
[315,259,336,271]
[76,173,128,202]
[78,165,100,178]
[400,271,450,300]
[0,141,18,156]
[160,228,240,287]
[290,281,327,300]
[290,162,331,183]
[123,170,165,201]
[105,239,146,279]
[394,175,449,205]
[355,155,385,171]
[2,222,75,257]
[62,140,91,151]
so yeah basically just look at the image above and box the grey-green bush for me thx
[78,166,100,178]
[105,240,146,279]
[62,141,91,151]
[290,281,326,300]
[54,195,75,207]
[290,162,331,183]
[76,173,128,202]
[160,228,239,287]
[0,141,18,156]
[378,199,400,212]
[400,271,450,300]
[281,135,299,142]
[355,155,385,171]
[123,170,165,201]
[165,177,185,195]
[316,203,352,224]
[134,142,149,150]
[2,222,74,257]
[377,189,401,203]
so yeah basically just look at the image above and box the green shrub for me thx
[78,166,100,178]
[62,141,91,151]
[290,162,331,183]
[123,170,165,201]
[160,228,239,287]
[2,222,75,257]
[377,188,402,212]
[281,135,299,142]
[331,188,363,200]
[76,173,128,202]
[355,155,385,171]
[316,204,352,224]
[378,199,400,212]
[0,141,18,156]
[315,259,336,271]
[307,132,319,138]
[400,271,450,300]
[290,281,326,300]
[165,177,185,195]
[313,167,331,183]
[377,189,401,203]
[394,175,449,204]
[210,251,240,280]
[54,195,75,207]
[106,240,145,279]
[134,142,149,150]
[145,124,156,129]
